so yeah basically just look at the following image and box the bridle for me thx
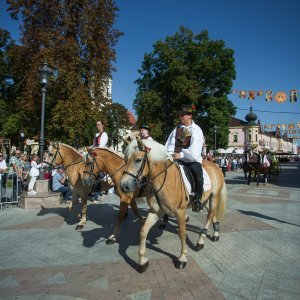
[122,147,174,193]
[83,152,126,185]
[44,144,82,171]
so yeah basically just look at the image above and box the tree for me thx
[102,103,130,149]
[134,26,236,148]
[5,0,122,146]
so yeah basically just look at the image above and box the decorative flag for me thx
[275,91,287,103]
[232,89,238,94]
[239,90,246,98]
[257,90,263,96]
[288,123,295,129]
[297,122,300,128]
[266,91,273,101]
[290,90,298,102]
[248,91,255,100]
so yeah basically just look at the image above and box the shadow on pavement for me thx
[237,209,300,227]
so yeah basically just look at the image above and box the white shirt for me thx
[0,159,7,170]
[29,160,43,177]
[165,121,204,163]
[95,132,108,147]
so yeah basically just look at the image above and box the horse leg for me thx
[247,172,251,185]
[159,214,169,229]
[212,216,220,242]
[257,171,260,186]
[138,211,162,273]
[129,198,144,222]
[106,201,129,245]
[175,210,188,269]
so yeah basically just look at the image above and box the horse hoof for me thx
[75,225,84,230]
[138,261,149,273]
[195,243,204,251]
[211,236,219,242]
[159,223,167,229]
[175,260,187,269]
[106,238,116,245]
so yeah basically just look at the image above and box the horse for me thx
[119,139,227,272]
[42,142,113,230]
[241,152,272,186]
[81,147,148,244]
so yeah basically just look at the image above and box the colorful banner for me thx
[275,91,287,103]
[239,90,246,98]
[266,91,273,102]
[248,91,255,100]
[290,90,298,102]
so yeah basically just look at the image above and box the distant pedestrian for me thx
[28,154,43,195]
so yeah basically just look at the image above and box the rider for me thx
[139,125,153,140]
[165,105,204,212]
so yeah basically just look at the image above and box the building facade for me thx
[227,106,295,154]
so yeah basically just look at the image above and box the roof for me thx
[228,116,248,127]
[127,111,139,130]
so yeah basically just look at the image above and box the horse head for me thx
[82,149,102,187]
[120,139,167,194]
[42,141,62,171]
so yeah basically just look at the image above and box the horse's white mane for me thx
[124,139,169,162]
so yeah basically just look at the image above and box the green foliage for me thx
[102,103,130,149]
[134,26,236,147]
[1,0,122,147]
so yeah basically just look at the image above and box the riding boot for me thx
[192,193,203,212]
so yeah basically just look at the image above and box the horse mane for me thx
[124,139,169,162]
[95,147,124,159]
[48,142,83,157]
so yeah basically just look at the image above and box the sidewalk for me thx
[0,162,299,299]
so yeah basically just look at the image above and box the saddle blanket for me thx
[179,165,211,195]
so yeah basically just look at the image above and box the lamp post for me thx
[20,132,24,152]
[38,61,53,179]
[214,125,218,152]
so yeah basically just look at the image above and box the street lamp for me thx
[38,61,54,179]
[214,125,218,152]
[20,132,24,152]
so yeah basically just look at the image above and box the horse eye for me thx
[136,158,142,163]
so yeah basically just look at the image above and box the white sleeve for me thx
[165,128,177,154]
[99,132,108,147]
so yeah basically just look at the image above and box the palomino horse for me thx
[81,147,147,244]
[42,142,113,229]
[120,139,227,272]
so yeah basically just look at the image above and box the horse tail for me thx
[217,181,227,221]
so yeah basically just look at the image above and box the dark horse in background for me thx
[241,151,272,186]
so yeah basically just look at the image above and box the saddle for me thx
[177,163,211,197]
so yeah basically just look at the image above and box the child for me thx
[28,154,43,195]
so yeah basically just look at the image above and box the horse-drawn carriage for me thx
[241,150,280,186]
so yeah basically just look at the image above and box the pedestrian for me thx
[165,105,204,212]
[9,148,23,201]
[21,153,30,191]
[0,152,8,200]
[52,166,72,202]
[139,125,153,140]
[28,154,43,195]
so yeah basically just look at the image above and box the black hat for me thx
[178,105,194,115]
[140,125,150,131]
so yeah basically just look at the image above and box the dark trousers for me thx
[183,161,204,198]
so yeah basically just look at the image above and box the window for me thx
[233,135,238,143]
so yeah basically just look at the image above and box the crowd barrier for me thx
[0,171,21,211]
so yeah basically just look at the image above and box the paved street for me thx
[0,161,299,299]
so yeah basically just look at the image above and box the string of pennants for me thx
[232,90,298,102]
[263,122,300,133]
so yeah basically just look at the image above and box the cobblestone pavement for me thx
[0,161,299,299]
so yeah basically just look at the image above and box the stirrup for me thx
[192,199,203,212]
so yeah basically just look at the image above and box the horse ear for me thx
[53,141,59,149]
[86,147,93,155]
[123,135,132,145]
[137,138,143,150]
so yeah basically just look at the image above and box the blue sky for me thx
[1,0,300,144]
